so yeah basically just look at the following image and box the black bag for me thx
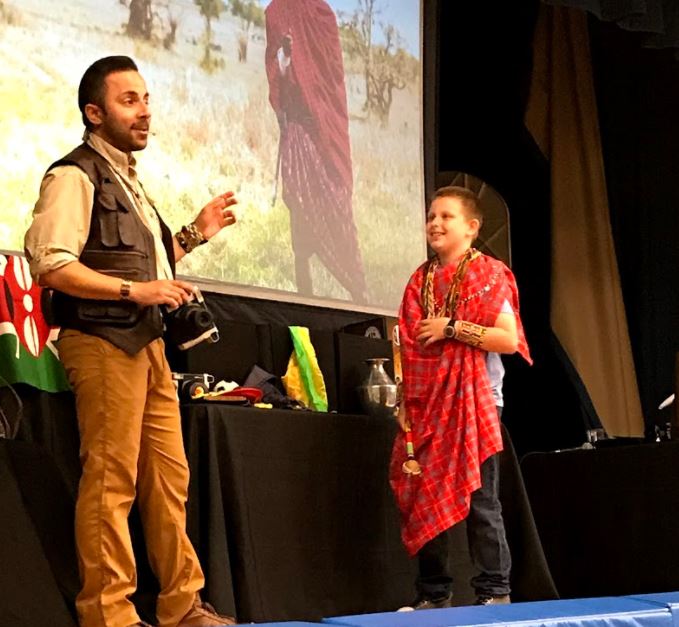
[243,365,306,410]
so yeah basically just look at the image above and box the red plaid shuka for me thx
[391,252,532,556]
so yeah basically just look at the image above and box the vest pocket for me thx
[117,211,137,246]
[77,300,139,325]
[99,203,122,247]
[76,268,142,326]
[80,249,149,275]
[98,191,136,248]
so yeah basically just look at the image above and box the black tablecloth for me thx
[181,403,557,622]
[521,441,679,599]
[0,440,78,626]
[182,404,415,622]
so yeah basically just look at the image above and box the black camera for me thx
[163,287,219,350]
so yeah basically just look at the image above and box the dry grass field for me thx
[0,0,424,310]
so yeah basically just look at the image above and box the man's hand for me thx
[192,191,238,242]
[415,317,451,347]
[129,279,195,309]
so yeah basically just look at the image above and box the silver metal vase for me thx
[358,358,398,419]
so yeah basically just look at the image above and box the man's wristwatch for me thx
[120,279,132,300]
[443,319,456,339]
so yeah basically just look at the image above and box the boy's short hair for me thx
[430,186,483,227]
[78,56,139,130]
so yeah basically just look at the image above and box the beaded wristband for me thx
[175,223,207,254]
[455,320,487,348]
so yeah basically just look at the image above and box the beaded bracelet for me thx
[455,320,487,348]
[175,223,207,254]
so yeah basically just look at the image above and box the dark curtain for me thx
[436,0,589,454]
[590,19,679,428]
[543,0,679,48]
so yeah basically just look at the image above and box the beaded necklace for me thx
[420,248,479,318]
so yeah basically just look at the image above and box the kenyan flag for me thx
[0,254,69,392]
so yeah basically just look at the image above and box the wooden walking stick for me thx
[402,419,423,476]
[271,111,286,207]
[395,379,422,475]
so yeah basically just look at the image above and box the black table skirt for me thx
[182,403,557,622]
[183,404,416,622]
[0,440,78,627]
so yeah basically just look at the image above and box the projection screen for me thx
[0,0,425,314]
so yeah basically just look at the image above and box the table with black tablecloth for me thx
[0,439,78,626]
[521,441,679,600]
[181,403,556,622]
[182,403,415,622]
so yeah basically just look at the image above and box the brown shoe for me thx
[177,600,236,626]
[476,594,511,605]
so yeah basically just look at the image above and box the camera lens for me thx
[187,308,213,330]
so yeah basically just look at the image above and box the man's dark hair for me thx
[78,56,139,130]
[430,185,483,226]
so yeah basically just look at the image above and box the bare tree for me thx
[366,25,408,124]
[341,2,413,124]
[195,0,226,70]
[124,0,178,49]
[228,0,264,63]
[162,3,179,49]
[126,0,154,40]
[341,0,379,111]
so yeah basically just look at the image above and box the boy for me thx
[392,186,531,609]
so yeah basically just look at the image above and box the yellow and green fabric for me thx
[282,326,328,412]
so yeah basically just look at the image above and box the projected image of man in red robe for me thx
[265,0,368,303]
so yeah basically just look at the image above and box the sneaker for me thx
[476,594,511,605]
[177,599,237,626]
[397,593,453,612]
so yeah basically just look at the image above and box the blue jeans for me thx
[416,448,511,599]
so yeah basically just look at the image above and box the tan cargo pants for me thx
[58,330,204,627]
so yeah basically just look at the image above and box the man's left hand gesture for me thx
[193,191,238,241]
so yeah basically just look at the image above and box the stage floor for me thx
[254,593,679,627]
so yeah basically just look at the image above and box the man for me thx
[24,56,237,627]
[265,0,368,303]
[392,186,532,609]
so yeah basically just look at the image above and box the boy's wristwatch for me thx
[443,320,456,339]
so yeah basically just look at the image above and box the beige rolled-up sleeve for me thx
[24,166,94,283]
